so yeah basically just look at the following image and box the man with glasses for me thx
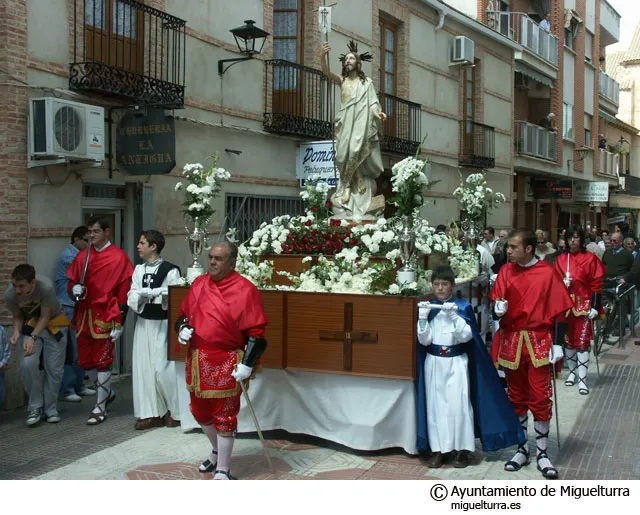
[67,217,134,425]
[602,232,634,279]
[55,226,96,402]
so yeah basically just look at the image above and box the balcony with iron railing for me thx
[264,60,422,155]
[599,70,620,114]
[263,60,335,139]
[515,121,557,162]
[487,11,559,79]
[377,93,422,156]
[459,120,495,169]
[600,0,621,47]
[70,0,186,108]
[598,149,620,178]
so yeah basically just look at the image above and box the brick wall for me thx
[0,0,29,324]
[593,0,601,178]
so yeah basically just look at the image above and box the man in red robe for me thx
[555,225,605,395]
[490,229,573,479]
[67,217,134,425]
[176,241,268,480]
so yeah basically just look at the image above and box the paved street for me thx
[1,336,639,480]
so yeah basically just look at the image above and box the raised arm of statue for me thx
[320,42,343,85]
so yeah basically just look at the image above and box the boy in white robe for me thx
[128,230,182,430]
[418,266,475,468]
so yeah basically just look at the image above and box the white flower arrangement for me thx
[175,153,231,222]
[390,156,431,219]
[448,237,479,281]
[452,172,506,224]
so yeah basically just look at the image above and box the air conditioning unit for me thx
[450,36,474,66]
[29,97,105,161]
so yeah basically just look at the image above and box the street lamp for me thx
[218,20,270,76]
[566,146,590,170]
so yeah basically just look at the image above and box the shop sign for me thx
[116,108,176,175]
[530,179,573,199]
[572,181,609,202]
[296,140,338,186]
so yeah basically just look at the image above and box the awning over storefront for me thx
[515,62,554,88]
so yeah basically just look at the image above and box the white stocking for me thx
[564,348,577,385]
[577,350,590,393]
[93,371,111,415]
[201,424,218,464]
[505,414,529,471]
[534,419,557,477]
[214,435,234,480]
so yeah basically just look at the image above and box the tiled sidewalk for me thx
[3,337,640,480]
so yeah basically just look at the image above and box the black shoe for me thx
[426,452,444,468]
[453,450,470,468]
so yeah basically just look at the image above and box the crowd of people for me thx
[1,216,637,481]
[1,218,265,480]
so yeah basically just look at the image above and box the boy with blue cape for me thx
[416,266,525,468]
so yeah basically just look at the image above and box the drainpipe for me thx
[434,2,446,31]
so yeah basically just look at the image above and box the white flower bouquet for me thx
[452,172,506,223]
[174,153,231,223]
[390,156,431,219]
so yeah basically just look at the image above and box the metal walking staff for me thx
[550,364,561,449]
[239,380,274,473]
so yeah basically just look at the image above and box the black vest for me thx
[139,260,181,320]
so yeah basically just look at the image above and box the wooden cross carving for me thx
[319,302,378,371]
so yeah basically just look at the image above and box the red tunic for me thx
[490,260,573,369]
[67,244,134,339]
[179,271,268,399]
[554,251,605,316]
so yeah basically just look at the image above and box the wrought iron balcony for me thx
[70,0,186,108]
[459,120,495,169]
[263,60,335,139]
[377,93,421,156]
[515,121,557,161]
[599,71,620,106]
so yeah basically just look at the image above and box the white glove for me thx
[494,299,508,317]
[150,287,167,298]
[110,327,123,340]
[563,277,572,289]
[549,344,564,364]
[231,363,252,382]
[139,287,154,298]
[442,302,458,320]
[72,284,84,296]
[588,308,598,320]
[178,326,194,345]
[418,302,431,320]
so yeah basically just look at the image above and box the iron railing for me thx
[599,70,620,105]
[263,59,336,139]
[459,120,495,169]
[70,0,186,108]
[487,11,559,67]
[378,93,422,156]
[225,194,305,243]
[515,120,557,161]
[598,149,620,177]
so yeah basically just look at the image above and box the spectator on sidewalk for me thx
[55,226,96,403]
[602,232,634,279]
[0,326,10,409]
[3,264,70,426]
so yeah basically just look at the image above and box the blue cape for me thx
[416,297,525,452]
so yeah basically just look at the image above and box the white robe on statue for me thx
[128,262,181,420]
[417,307,475,453]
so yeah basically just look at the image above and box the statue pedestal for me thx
[186,265,204,283]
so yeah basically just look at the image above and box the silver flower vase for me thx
[392,215,422,287]
[186,216,208,282]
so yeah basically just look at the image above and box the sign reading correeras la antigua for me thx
[116,108,176,175]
